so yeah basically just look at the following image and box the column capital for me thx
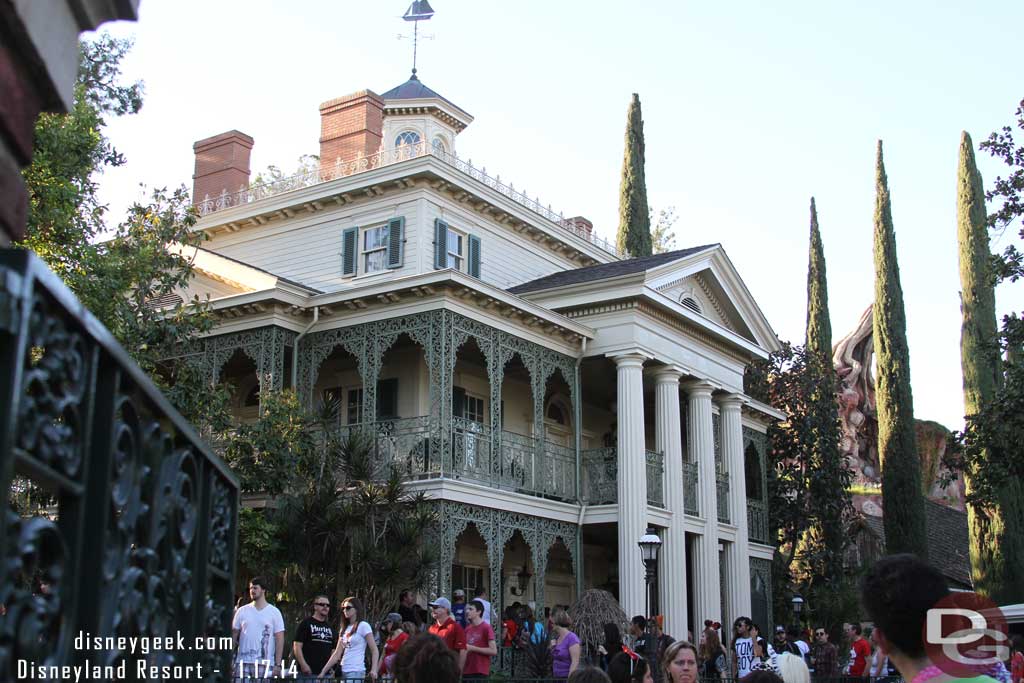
[717,393,746,411]
[682,379,716,397]
[609,351,650,368]
[653,365,684,384]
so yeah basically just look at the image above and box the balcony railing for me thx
[195,140,623,257]
[0,250,239,679]
[335,417,577,501]
[581,447,616,504]
[716,471,730,523]
[682,461,699,516]
[747,499,770,543]
[645,450,665,508]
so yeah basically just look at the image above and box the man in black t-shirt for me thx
[293,594,337,678]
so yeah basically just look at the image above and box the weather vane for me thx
[400,0,435,79]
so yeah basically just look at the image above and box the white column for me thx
[720,394,752,622]
[614,353,648,619]
[686,380,720,624]
[655,367,687,638]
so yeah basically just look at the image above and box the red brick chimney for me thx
[318,90,384,174]
[192,130,254,205]
[566,216,594,236]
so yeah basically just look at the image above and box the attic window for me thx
[681,296,702,314]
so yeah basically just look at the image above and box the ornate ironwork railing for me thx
[645,450,665,508]
[0,250,239,681]
[581,446,616,504]
[716,471,730,523]
[747,499,770,543]
[334,418,578,502]
[195,140,623,257]
[682,460,699,515]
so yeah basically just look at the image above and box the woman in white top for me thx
[319,596,380,681]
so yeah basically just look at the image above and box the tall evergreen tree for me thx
[956,131,1024,601]
[616,94,652,257]
[872,141,928,557]
[803,198,850,585]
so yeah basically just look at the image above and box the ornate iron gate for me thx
[0,250,239,681]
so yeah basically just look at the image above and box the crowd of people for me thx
[230,555,1024,683]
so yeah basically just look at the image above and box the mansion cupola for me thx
[378,70,473,157]
[317,71,472,174]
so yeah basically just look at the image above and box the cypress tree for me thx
[616,94,653,258]
[804,198,849,581]
[872,141,928,558]
[957,131,1024,601]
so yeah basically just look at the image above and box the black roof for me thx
[861,499,972,588]
[380,72,467,115]
[508,245,718,295]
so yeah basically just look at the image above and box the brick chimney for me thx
[566,216,594,236]
[192,130,254,205]
[318,90,384,174]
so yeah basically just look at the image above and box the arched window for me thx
[395,131,421,148]
[432,137,447,155]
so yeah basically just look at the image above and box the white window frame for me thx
[464,392,486,424]
[446,227,464,270]
[361,224,389,275]
[395,130,421,148]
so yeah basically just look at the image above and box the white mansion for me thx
[180,71,782,638]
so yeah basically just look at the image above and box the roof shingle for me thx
[507,245,718,295]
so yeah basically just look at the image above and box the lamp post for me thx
[791,594,805,628]
[638,528,663,648]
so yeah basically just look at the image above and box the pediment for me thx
[644,246,779,352]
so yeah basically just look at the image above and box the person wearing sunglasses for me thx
[294,594,337,680]
[319,597,380,681]
[810,627,837,678]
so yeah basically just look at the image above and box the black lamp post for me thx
[791,594,805,627]
[638,527,663,648]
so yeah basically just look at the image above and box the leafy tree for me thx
[746,339,857,632]
[650,206,678,254]
[249,154,321,188]
[872,141,928,558]
[616,94,652,258]
[20,34,227,430]
[225,392,437,621]
[799,197,852,597]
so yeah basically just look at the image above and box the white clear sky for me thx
[93,0,1024,431]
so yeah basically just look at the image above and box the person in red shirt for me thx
[501,607,518,648]
[1010,635,1024,683]
[428,597,467,672]
[844,622,871,677]
[378,612,409,677]
[463,600,497,679]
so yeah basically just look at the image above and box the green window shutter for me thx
[341,226,358,276]
[386,217,404,269]
[468,234,481,278]
[434,219,448,269]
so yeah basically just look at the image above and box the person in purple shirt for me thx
[549,608,581,679]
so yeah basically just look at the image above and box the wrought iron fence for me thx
[645,449,665,507]
[195,140,623,257]
[747,498,770,543]
[716,471,730,523]
[0,250,239,682]
[682,460,699,515]
[581,446,616,504]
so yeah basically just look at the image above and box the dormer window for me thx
[395,131,420,148]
